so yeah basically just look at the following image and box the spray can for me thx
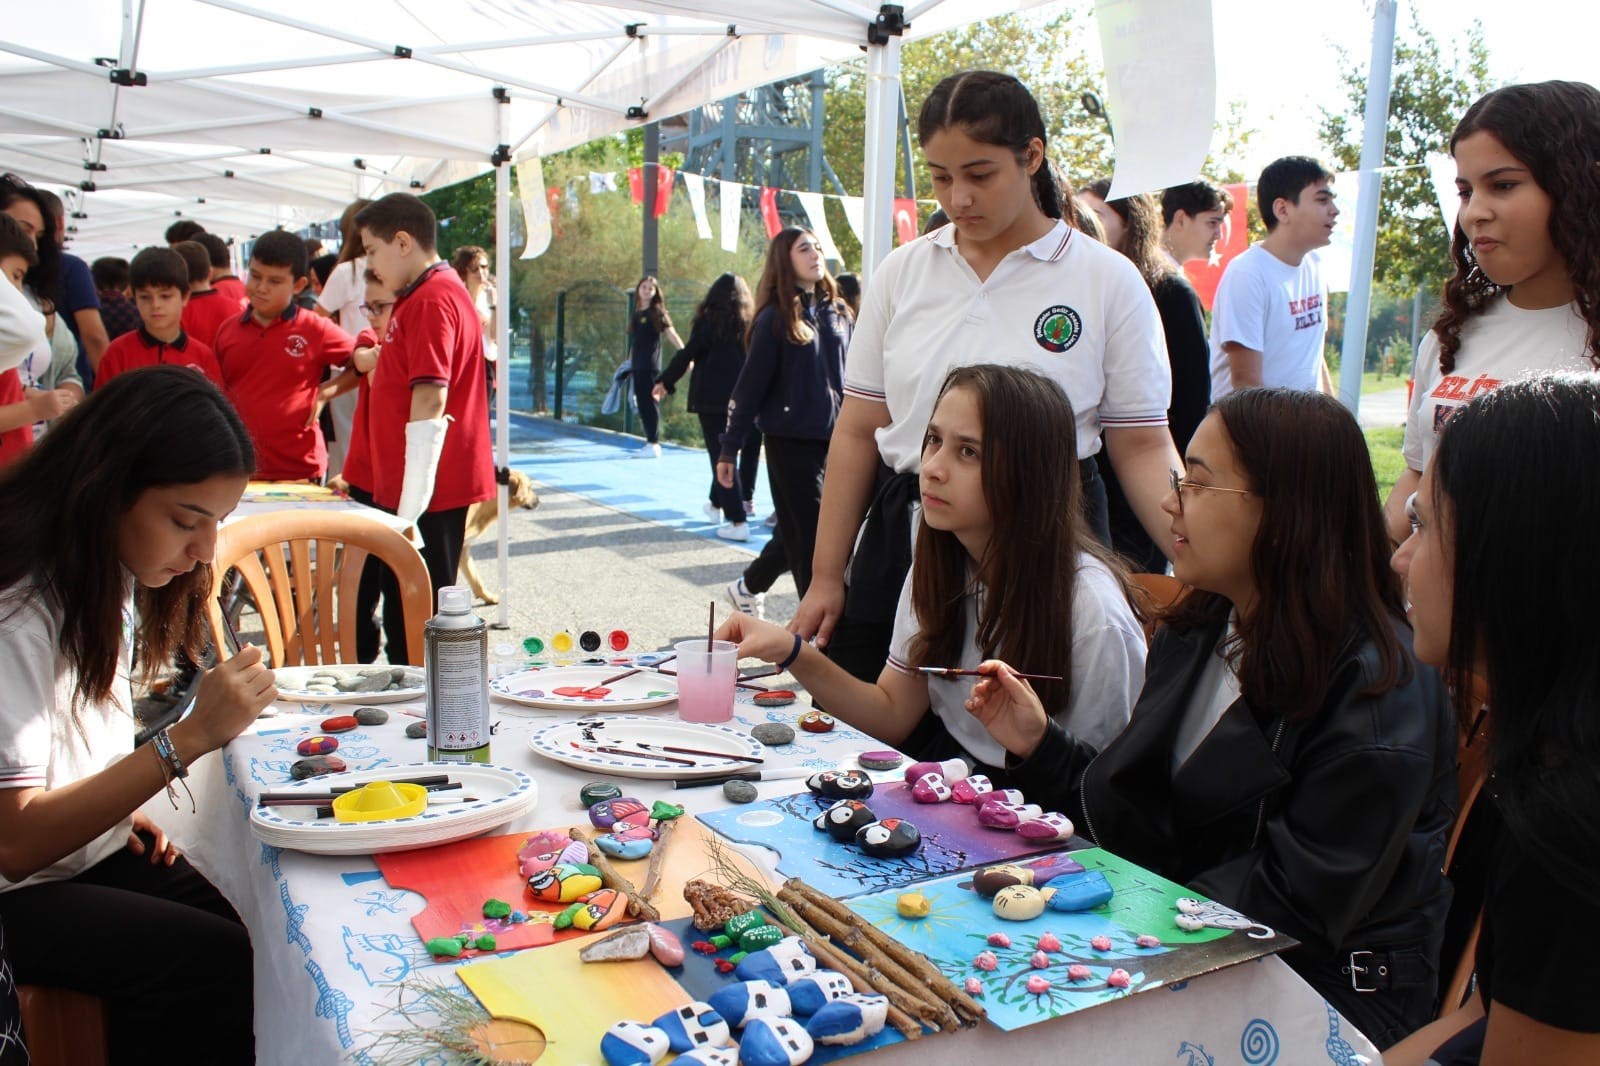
[424,585,490,763]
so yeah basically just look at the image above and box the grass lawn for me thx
[1366,426,1407,499]
[1361,370,1409,394]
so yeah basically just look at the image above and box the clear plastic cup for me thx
[673,639,738,723]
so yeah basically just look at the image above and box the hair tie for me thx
[778,633,804,672]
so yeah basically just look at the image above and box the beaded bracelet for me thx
[151,728,195,812]
[778,633,804,672]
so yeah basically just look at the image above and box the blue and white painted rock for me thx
[785,969,853,1016]
[599,1020,670,1066]
[595,833,653,860]
[738,1017,815,1066]
[733,936,815,985]
[651,1002,729,1053]
[804,993,889,1046]
[706,980,790,1029]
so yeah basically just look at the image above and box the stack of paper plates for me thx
[272,665,426,705]
[249,763,537,855]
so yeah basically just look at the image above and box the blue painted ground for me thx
[499,411,772,557]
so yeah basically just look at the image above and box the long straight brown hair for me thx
[1164,388,1409,717]
[628,275,673,335]
[907,365,1134,714]
[748,228,846,348]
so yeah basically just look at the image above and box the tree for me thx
[1319,13,1493,299]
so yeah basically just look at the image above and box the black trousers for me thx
[0,917,23,1066]
[697,412,759,524]
[379,504,469,664]
[346,485,390,663]
[762,435,829,601]
[743,530,789,595]
[632,358,660,443]
[0,833,254,1064]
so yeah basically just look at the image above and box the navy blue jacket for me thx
[656,319,746,415]
[720,294,849,457]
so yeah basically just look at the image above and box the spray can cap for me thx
[437,585,473,615]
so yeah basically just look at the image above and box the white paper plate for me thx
[527,715,762,779]
[491,665,678,712]
[249,762,536,855]
[273,665,426,705]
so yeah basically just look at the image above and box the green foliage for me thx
[1319,13,1493,299]
[1365,426,1407,499]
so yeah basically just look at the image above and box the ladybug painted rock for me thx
[296,735,339,757]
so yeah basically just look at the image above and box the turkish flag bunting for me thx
[893,198,919,246]
[1182,182,1249,312]
[627,165,675,219]
[759,187,783,238]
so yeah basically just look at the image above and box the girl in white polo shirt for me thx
[795,70,1180,683]
[1382,80,1600,545]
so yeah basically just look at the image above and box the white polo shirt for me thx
[844,221,1170,471]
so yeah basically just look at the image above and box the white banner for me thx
[683,172,713,240]
[516,155,552,260]
[838,195,865,245]
[1427,153,1459,241]
[588,171,617,194]
[795,191,842,265]
[1097,0,1217,200]
[719,179,742,253]
[1320,170,1364,295]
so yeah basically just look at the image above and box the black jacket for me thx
[656,319,746,415]
[1008,615,1456,973]
[721,296,848,456]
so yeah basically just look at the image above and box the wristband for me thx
[778,633,804,672]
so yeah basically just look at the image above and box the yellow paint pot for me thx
[331,781,428,823]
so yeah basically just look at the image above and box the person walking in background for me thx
[314,199,374,480]
[450,246,498,401]
[1159,179,1233,272]
[626,276,683,458]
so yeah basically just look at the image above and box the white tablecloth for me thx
[158,677,1380,1066]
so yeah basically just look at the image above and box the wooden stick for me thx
[776,900,926,1040]
[567,826,660,923]
[783,878,986,1024]
[638,818,677,903]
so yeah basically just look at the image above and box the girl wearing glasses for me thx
[967,388,1455,1049]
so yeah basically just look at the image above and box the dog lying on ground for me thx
[460,469,539,604]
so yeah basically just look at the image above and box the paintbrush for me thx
[258,777,456,804]
[569,741,697,766]
[917,666,1064,683]
[628,742,762,765]
[671,766,813,789]
[315,794,480,819]
[578,653,678,695]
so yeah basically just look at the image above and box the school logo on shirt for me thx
[284,334,309,358]
[1033,305,1083,353]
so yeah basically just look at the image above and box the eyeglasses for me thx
[1169,469,1251,514]
[359,301,393,316]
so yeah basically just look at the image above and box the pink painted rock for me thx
[1025,975,1051,995]
[646,923,684,966]
[1067,964,1092,982]
[1135,934,1162,949]
[986,932,1012,948]
[976,802,1044,830]
[296,735,339,756]
[902,758,967,785]
[1030,951,1050,969]
[1090,935,1113,952]
[1016,813,1074,842]
[973,950,998,971]
[1037,932,1062,953]
[320,715,359,734]
[964,977,984,997]
[910,773,951,803]
[949,775,994,804]
[517,832,587,878]
[1108,969,1132,989]
[609,819,659,842]
[977,788,1025,808]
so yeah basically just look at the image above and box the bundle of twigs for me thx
[567,825,660,922]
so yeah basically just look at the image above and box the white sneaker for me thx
[703,501,722,521]
[726,578,766,620]
[744,500,755,517]
[631,442,661,458]
[716,521,751,543]
[764,512,778,528]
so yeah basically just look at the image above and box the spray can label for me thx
[426,630,490,763]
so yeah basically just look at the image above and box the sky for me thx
[1085,0,1600,175]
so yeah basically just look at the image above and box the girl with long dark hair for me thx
[719,364,1144,770]
[794,71,1179,687]
[0,366,276,1062]
[625,275,684,457]
[968,388,1455,1048]
[1383,80,1600,544]
[1385,374,1600,1066]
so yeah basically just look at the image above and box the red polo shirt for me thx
[180,289,239,348]
[214,305,354,481]
[340,327,378,493]
[0,370,30,468]
[368,262,493,512]
[212,275,248,308]
[97,328,224,390]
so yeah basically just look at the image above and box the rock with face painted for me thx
[589,797,648,830]
[992,884,1048,921]
[805,769,874,801]
[812,799,877,843]
[855,818,921,859]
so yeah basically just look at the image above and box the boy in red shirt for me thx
[212,231,354,481]
[196,232,248,309]
[97,247,225,392]
[356,193,494,660]
[174,239,235,348]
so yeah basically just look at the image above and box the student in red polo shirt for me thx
[97,247,224,390]
[212,231,353,481]
[174,239,235,348]
[356,193,494,660]
[196,232,247,310]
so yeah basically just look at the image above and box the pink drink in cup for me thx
[674,639,738,723]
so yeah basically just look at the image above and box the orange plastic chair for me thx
[1438,675,1492,1018]
[209,510,433,667]
[16,985,109,1066]
[1128,572,1188,641]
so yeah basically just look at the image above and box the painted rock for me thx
[518,832,587,878]
[1030,950,1050,969]
[424,936,464,957]
[856,750,903,771]
[856,818,921,859]
[1136,934,1163,948]
[599,1020,670,1066]
[595,834,653,860]
[804,993,888,1047]
[483,899,512,919]
[580,781,624,808]
[724,911,767,940]
[1037,932,1063,953]
[751,690,796,708]
[986,932,1012,948]
[320,715,359,734]
[474,934,497,951]
[404,721,427,738]
[902,757,967,785]
[559,888,630,932]
[971,863,1036,898]
[1108,968,1132,989]
[737,925,787,953]
[671,1048,739,1066]
[734,936,816,986]
[965,977,984,996]
[646,923,684,967]
[653,1002,730,1054]
[910,772,952,803]
[805,769,874,801]
[896,892,931,919]
[706,980,790,1028]
[740,1017,815,1065]
[589,797,647,830]
[723,779,759,804]
[976,801,1043,829]
[289,755,346,780]
[295,735,339,757]
[649,801,684,822]
[785,969,852,1015]
[950,774,994,804]
[798,710,834,733]
[1025,975,1052,995]
[609,819,659,842]
[1043,870,1115,912]
[1016,812,1075,842]
[992,885,1047,921]
[579,925,652,963]
[973,951,998,971]
[1067,964,1092,982]
[1090,935,1114,952]
[812,799,876,842]
[353,706,389,726]
[977,788,1025,808]
[526,862,603,903]
[750,722,795,746]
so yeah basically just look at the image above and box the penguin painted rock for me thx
[805,769,874,800]
[812,799,877,842]
[856,818,921,859]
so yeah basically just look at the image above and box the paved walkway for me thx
[1356,386,1409,429]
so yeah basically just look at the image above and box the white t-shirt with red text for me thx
[1208,244,1326,399]
[1403,296,1591,472]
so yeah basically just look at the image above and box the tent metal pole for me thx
[495,94,514,628]
[1336,0,1398,416]
[861,7,905,280]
